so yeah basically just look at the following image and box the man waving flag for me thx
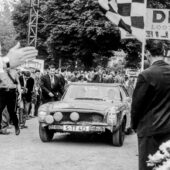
[98,0,146,42]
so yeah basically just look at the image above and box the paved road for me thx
[0,118,138,170]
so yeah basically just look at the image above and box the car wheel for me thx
[112,120,126,147]
[39,124,54,142]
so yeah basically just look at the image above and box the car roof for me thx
[68,82,122,87]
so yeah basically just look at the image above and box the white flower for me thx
[148,151,165,164]
[159,141,170,157]
[155,159,170,170]
[148,140,170,169]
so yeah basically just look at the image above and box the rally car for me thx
[38,83,131,146]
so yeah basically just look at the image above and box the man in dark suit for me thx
[131,40,170,170]
[92,68,103,83]
[40,65,64,104]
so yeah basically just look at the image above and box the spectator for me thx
[92,68,103,83]
[23,71,34,119]
[33,69,42,116]
[131,40,170,170]
[40,65,64,104]
[0,68,21,135]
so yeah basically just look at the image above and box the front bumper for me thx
[40,122,116,133]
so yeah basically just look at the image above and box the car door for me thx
[119,86,131,130]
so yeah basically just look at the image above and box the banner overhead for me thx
[121,8,170,40]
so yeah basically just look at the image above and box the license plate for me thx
[48,125,62,130]
[63,125,90,132]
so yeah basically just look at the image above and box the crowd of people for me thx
[0,63,136,135]
[1,40,170,170]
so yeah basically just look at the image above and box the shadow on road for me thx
[51,133,116,146]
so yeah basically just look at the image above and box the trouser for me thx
[18,99,26,125]
[35,94,41,116]
[2,107,10,128]
[138,133,170,170]
[0,89,18,129]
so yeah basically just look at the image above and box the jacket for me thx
[131,60,170,137]
[40,74,63,100]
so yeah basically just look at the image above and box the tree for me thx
[0,1,17,55]
[12,1,29,46]
[42,0,121,68]
[12,0,170,69]
[12,0,48,60]
[12,0,121,69]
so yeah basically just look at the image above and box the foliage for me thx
[147,0,170,9]
[12,1,29,46]
[0,2,17,55]
[121,40,141,68]
[12,0,121,69]
[11,0,170,69]
[41,0,121,68]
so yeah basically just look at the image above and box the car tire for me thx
[39,124,54,142]
[112,120,125,147]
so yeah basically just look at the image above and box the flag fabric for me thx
[98,0,146,42]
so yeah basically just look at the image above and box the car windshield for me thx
[63,84,121,101]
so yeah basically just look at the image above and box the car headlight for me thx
[107,106,119,125]
[54,112,63,122]
[38,111,47,121]
[45,115,54,124]
[70,112,79,122]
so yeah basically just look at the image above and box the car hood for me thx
[45,100,122,115]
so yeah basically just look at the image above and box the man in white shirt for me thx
[0,42,37,135]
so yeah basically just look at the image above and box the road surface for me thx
[0,118,138,170]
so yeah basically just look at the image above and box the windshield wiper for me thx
[75,97,105,101]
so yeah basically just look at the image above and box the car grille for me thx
[51,112,104,123]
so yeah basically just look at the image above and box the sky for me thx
[0,0,20,12]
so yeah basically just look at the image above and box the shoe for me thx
[20,125,28,129]
[15,126,20,136]
[0,128,10,135]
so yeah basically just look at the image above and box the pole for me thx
[0,43,4,73]
[0,43,2,57]
[140,0,147,72]
[141,38,146,72]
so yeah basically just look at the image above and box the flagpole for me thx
[141,0,147,72]
[0,43,2,57]
[141,38,145,71]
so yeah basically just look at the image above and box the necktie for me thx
[51,75,55,88]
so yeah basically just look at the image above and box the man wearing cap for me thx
[131,40,170,170]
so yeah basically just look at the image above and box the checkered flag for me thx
[98,0,146,42]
